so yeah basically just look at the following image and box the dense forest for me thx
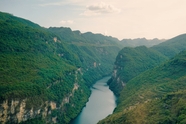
[1,11,186,124]
[108,34,186,96]
[0,11,121,124]
[108,46,168,95]
[100,50,186,124]
[99,34,186,123]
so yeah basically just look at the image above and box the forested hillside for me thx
[152,34,186,58]
[99,50,186,124]
[108,34,186,96]
[108,46,168,95]
[99,33,186,123]
[48,27,122,87]
[2,11,185,124]
[0,12,121,124]
[0,11,88,124]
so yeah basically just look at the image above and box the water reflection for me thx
[71,77,117,124]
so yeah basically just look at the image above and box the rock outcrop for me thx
[0,81,80,124]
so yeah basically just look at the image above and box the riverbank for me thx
[70,77,117,124]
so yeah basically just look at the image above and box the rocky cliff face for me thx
[0,75,81,124]
[1,99,46,124]
[108,61,126,96]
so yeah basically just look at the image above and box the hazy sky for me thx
[0,0,186,40]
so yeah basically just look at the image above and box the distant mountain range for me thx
[120,38,166,47]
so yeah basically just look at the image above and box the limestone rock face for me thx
[0,99,46,124]
[0,82,80,124]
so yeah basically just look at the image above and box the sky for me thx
[0,0,186,40]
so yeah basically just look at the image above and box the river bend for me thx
[71,76,117,124]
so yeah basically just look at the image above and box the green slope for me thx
[0,11,91,123]
[48,27,121,87]
[152,34,186,58]
[108,34,186,96]
[0,11,122,124]
[1,12,68,99]
[108,46,168,95]
[99,50,186,124]
[48,27,120,45]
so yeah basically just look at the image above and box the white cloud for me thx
[80,10,100,16]
[88,2,120,13]
[60,20,74,24]
[81,2,120,16]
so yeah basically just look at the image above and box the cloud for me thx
[88,2,120,13]
[60,20,74,24]
[80,10,100,16]
[81,2,120,16]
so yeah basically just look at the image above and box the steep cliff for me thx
[99,50,186,124]
[0,72,88,124]
[0,12,121,123]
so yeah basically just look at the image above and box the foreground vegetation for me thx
[100,34,186,123]
[2,11,186,124]
[108,46,168,95]
[100,50,186,124]
[0,11,121,123]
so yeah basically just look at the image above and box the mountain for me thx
[99,50,186,124]
[108,46,168,95]
[99,33,186,123]
[48,27,122,87]
[48,27,120,45]
[120,38,165,47]
[152,34,186,58]
[0,11,86,124]
[108,34,186,96]
[0,11,121,124]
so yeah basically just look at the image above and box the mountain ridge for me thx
[99,50,186,124]
[108,33,186,96]
[120,38,166,47]
[0,11,120,124]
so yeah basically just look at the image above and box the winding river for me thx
[70,76,117,124]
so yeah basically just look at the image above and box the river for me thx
[70,76,117,124]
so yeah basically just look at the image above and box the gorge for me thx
[0,11,121,124]
[1,11,186,124]
[71,77,117,124]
